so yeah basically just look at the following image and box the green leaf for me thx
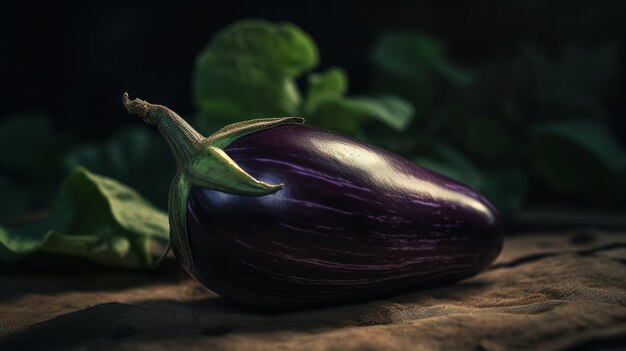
[350,95,415,131]
[531,120,626,201]
[306,66,348,104]
[307,95,414,134]
[0,113,71,175]
[64,127,174,209]
[0,167,169,268]
[193,19,319,133]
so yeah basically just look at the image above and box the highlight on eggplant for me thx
[123,93,504,309]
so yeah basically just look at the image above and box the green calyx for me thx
[122,93,304,274]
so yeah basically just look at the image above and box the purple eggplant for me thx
[123,94,504,309]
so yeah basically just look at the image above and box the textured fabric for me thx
[1,229,625,350]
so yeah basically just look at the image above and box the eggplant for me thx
[123,93,504,309]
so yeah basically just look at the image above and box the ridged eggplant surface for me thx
[186,125,504,308]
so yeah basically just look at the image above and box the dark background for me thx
[1,1,625,231]
[2,0,625,139]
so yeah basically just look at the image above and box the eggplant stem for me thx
[152,238,172,269]
[123,92,203,167]
[123,93,306,275]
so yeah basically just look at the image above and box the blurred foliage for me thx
[0,115,70,219]
[370,31,473,117]
[193,19,414,136]
[64,127,173,209]
[0,167,168,268]
[0,114,72,175]
[530,121,626,200]
[193,20,317,131]
[369,31,625,211]
[1,18,625,266]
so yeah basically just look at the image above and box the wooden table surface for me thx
[1,229,625,351]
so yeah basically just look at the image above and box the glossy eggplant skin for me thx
[186,125,504,308]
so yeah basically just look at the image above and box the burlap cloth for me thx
[1,229,625,350]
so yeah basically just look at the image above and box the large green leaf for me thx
[64,127,173,209]
[531,120,626,201]
[193,19,319,133]
[304,67,414,134]
[0,167,169,268]
[307,94,414,134]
